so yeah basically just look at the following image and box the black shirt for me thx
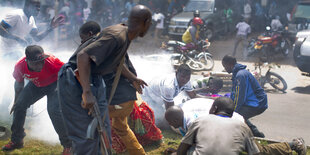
[68,24,130,76]
[68,23,136,105]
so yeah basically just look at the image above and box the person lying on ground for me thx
[165,97,307,155]
[191,76,223,95]
[141,64,206,128]
[2,45,72,155]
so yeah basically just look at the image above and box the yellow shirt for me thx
[182,26,200,44]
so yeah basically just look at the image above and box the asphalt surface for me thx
[209,38,310,145]
[128,34,310,145]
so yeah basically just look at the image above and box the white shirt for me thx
[142,74,193,104]
[152,13,165,29]
[244,3,252,19]
[0,9,37,52]
[271,19,283,31]
[236,22,251,37]
[180,98,244,135]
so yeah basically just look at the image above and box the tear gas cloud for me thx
[0,5,176,145]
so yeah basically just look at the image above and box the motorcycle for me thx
[161,39,214,71]
[247,26,291,62]
[251,61,287,93]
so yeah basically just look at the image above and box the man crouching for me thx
[2,45,72,154]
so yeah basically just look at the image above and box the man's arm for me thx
[121,64,147,94]
[186,90,208,98]
[176,143,192,155]
[30,16,64,42]
[77,50,96,111]
[189,27,198,44]
[233,76,247,111]
[10,81,24,114]
[0,21,27,45]
[29,27,53,42]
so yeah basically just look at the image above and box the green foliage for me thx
[0,130,309,155]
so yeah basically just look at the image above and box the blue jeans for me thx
[57,64,111,155]
[236,105,267,137]
[11,81,71,147]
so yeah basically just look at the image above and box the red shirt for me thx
[13,54,64,87]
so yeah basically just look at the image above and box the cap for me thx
[25,45,49,62]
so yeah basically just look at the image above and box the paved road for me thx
[206,38,310,145]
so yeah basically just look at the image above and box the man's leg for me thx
[255,140,293,155]
[237,106,266,137]
[233,36,242,56]
[109,101,145,155]
[46,82,72,149]
[3,82,46,151]
[242,37,249,60]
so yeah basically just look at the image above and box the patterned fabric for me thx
[111,101,163,153]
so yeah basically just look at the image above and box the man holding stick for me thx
[57,5,152,154]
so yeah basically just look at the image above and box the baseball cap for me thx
[25,45,49,62]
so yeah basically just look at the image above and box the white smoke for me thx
[0,6,75,145]
[0,5,180,145]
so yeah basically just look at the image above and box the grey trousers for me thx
[233,35,248,60]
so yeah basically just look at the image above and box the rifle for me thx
[74,70,111,155]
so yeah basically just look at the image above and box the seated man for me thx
[166,97,307,155]
[182,17,203,50]
[141,64,203,128]
[192,76,223,95]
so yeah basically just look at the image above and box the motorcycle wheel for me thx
[267,72,287,92]
[197,54,214,70]
[186,59,205,71]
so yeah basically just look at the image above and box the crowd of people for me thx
[0,0,308,155]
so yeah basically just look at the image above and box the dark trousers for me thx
[11,81,71,147]
[236,105,267,137]
[57,64,111,155]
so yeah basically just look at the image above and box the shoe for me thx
[62,147,72,155]
[253,131,265,138]
[2,141,23,151]
[292,138,307,155]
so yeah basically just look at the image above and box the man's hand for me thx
[50,15,65,29]
[132,78,148,94]
[81,91,96,115]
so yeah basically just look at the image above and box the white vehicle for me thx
[293,29,310,76]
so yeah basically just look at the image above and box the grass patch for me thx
[0,130,309,155]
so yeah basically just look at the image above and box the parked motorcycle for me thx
[251,61,287,93]
[161,39,214,71]
[247,26,291,62]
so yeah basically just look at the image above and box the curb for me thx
[254,137,310,149]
